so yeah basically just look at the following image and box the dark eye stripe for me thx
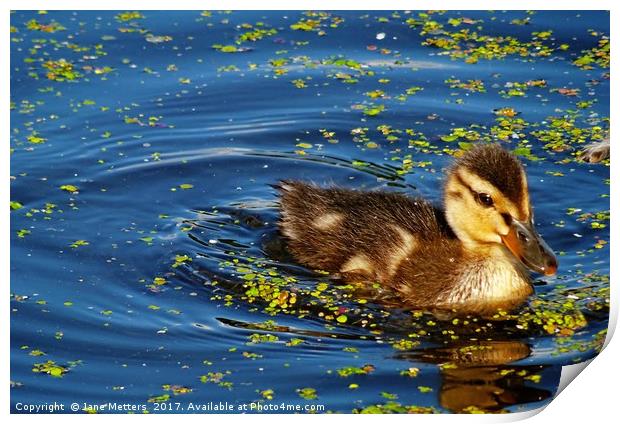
[453,172,495,208]
[454,173,479,200]
[447,190,463,200]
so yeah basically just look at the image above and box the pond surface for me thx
[10,10,610,414]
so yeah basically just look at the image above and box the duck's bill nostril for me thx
[517,231,529,243]
[501,219,558,276]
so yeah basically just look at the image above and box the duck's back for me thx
[278,181,455,282]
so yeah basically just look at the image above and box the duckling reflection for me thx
[397,341,552,413]
[278,144,558,316]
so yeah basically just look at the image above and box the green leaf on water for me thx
[60,185,79,193]
[363,104,385,116]
[70,240,89,248]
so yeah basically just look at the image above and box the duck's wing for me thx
[277,181,452,279]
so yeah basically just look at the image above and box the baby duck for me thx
[277,144,558,316]
[580,134,610,163]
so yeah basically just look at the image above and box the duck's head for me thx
[444,144,557,276]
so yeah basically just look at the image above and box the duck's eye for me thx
[477,193,494,207]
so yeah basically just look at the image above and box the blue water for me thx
[11,10,609,414]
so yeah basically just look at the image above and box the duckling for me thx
[277,144,558,316]
[580,134,610,163]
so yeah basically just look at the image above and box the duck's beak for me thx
[500,219,558,276]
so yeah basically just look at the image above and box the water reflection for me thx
[398,341,552,413]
